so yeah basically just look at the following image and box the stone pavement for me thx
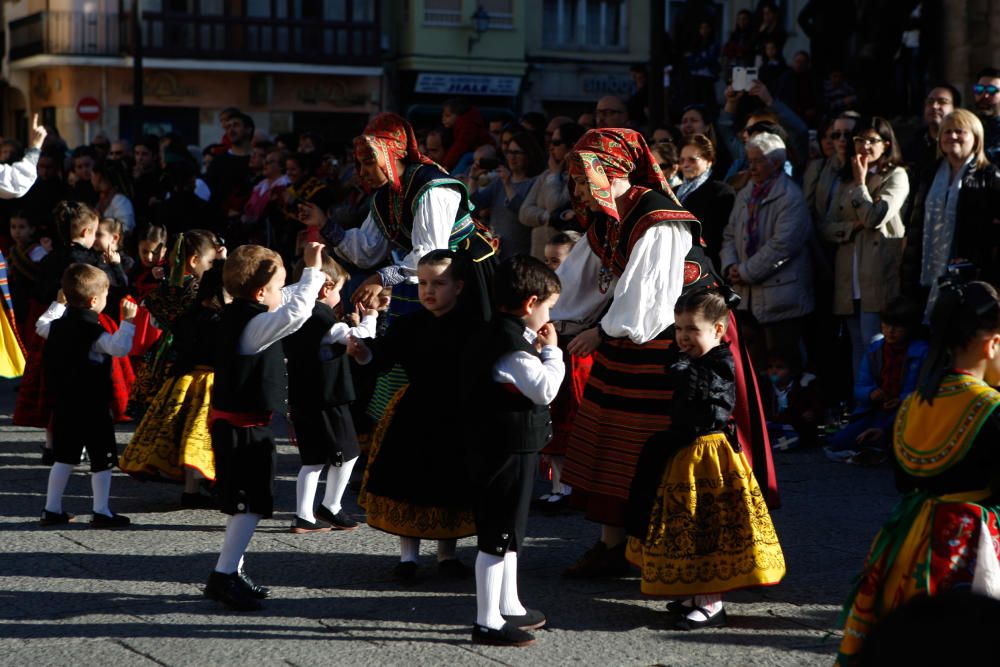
[0,378,897,666]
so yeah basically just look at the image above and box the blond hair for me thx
[939,109,989,169]
[62,263,109,308]
[223,245,284,300]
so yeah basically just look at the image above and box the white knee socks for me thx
[500,551,526,616]
[295,464,324,522]
[475,551,505,629]
[400,536,420,563]
[215,512,261,574]
[44,462,74,514]
[436,538,457,563]
[322,456,357,515]
[91,469,113,517]
[687,594,724,621]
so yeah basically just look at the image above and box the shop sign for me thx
[581,75,635,97]
[415,73,521,96]
[124,72,199,102]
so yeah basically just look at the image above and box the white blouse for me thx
[552,222,691,345]
[334,187,461,284]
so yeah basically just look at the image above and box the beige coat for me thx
[819,166,908,315]
[518,169,571,259]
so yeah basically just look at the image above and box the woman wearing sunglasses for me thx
[519,122,586,259]
[819,116,908,377]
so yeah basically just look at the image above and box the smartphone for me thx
[732,67,748,92]
[478,156,499,171]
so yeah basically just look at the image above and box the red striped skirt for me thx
[563,331,675,525]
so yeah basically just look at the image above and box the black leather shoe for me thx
[40,510,75,526]
[237,567,270,599]
[393,560,418,583]
[90,512,131,529]
[437,559,472,579]
[501,608,547,630]
[673,606,727,631]
[471,623,536,647]
[666,599,694,615]
[314,504,359,530]
[290,516,332,534]
[204,571,263,611]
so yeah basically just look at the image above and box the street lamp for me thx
[467,6,491,53]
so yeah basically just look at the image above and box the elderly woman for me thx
[820,117,909,375]
[518,122,586,259]
[553,128,776,580]
[721,131,814,369]
[903,109,1000,310]
[676,134,736,271]
[300,112,496,320]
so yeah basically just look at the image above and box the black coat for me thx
[682,178,736,273]
[901,160,1000,298]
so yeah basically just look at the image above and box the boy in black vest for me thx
[204,241,325,611]
[465,256,565,647]
[285,252,377,533]
[38,263,137,527]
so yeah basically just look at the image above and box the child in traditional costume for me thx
[626,287,785,630]
[285,252,377,533]
[837,278,1000,665]
[349,250,479,582]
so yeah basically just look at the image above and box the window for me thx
[481,0,513,29]
[542,0,627,50]
[424,0,462,26]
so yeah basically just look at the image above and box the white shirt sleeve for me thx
[492,346,566,406]
[238,267,325,355]
[335,212,391,269]
[93,321,135,359]
[600,222,691,344]
[29,245,49,262]
[0,150,39,199]
[397,187,461,281]
[35,301,66,339]
[105,194,136,234]
[321,313,378,345]
[551,238,612,329]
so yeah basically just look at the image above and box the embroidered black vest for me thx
[213,299,287,414]
[370,163,475,253]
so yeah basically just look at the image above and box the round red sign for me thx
[76,96,102,122]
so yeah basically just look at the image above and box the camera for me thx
[478,156,500,171]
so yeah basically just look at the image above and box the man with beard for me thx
[972,67,1000,166]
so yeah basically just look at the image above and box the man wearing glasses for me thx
[973,67,1000,166]
[594,96,629,129]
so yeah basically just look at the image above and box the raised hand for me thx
[303,241,324,270]
[120,298,139,322]
[29,114,47,150]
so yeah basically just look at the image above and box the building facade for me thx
[3,0,384,147]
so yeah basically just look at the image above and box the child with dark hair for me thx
[463,255,564,647]
[93,217,133,318]
[348,249,481,582]
[127,230,224,420]
[126,222,168,369]
[626,287,785,631]
[285,252,377,533]
[838,279,1000,663]
[764,347,823,452]
[204,242,325,611]
[120,258,228,508]
[36,263,138,527]
[825,297,928,466]
[6,211,50,334]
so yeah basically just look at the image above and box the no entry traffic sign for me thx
[76,96,102,122]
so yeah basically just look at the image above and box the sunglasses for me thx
[505,149,526,156]
[550,140,566,147]
[829,130,852,140]
[974,84,1000,96]
[853,135,884,146]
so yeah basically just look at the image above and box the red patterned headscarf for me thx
[353,112,439,192]
[567,128,676,223]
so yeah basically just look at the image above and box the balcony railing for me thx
[7,10,380,65]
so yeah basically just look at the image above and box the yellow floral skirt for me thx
[120,367,216,481]
[358,386,475,539]
[626,432,786,596]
